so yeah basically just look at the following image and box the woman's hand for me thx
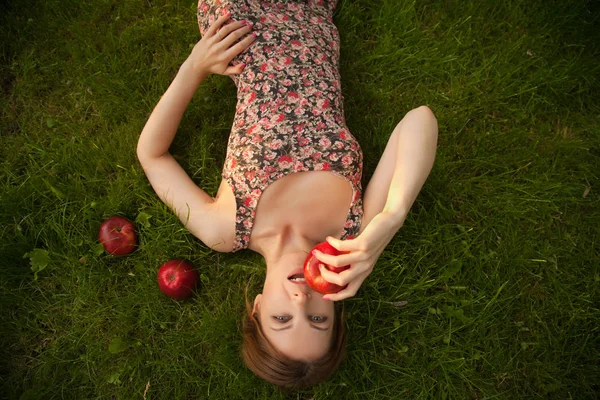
[312,212,403,301]
[187,12,257,77]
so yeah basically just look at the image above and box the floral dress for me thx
[198,0,363,252]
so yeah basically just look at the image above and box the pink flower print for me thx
[312,107,322,116]
[278,155,293,169]
[300,146,313,158]
[291,40,302,48]
[322,162,331,171]
[339,130,348,140]
[269,139,283,150]
[261,82,271,95]
[341,155,353,166]
[293,123,305,132]
[262,31,273,40]
[229,157,237,169]
[264,165,277,174]
[247,124,258,135]
[282,78,292,86]
[315,121,327,131]
[288,92,299,103]
[329,153,340,162]
[248,92,256,103]
[294,161,304,172]
[243,219,253,229]
[245,170,256,181]
[271,113,285,124]
[264,150,276,161]
[251,188,261,198]
[319,137,331,148]
[199,2,209,13]
[294,107,305,117]
[242,149,254,162]
[319,99,330,109]
[335,141,344,149]
[311,151,322,161]
[298,136,310,146]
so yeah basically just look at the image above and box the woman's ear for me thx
[252,294,262,315]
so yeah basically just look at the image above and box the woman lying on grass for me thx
[136,0,438,389]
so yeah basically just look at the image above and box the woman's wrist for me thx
[179,59,209,86]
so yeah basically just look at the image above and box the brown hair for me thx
[241,294,347,389]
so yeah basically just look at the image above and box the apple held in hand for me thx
[98,216,138,256]
[157,259,199,300]
[304,241,350,294]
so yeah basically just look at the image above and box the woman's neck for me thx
[254,225,316,272]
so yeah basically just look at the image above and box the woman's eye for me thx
[273,316,291,322]
[311,316,327,323]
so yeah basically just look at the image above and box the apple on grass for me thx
[303,241,350,294]
[157,260,199,300]
[98,216,138,256]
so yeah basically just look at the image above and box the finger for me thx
[215,20,247,41]
[322,274,367,301]
[223,63,246,76]
[326,236,358,252]
[318,263,362,286]
[313,249,356,268]
[220,23,252,49]
[224,33,257,59]
[205,12,231,37]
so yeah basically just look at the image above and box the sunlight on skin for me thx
[254,252,334,361]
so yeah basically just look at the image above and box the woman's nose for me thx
[292,292,309,304]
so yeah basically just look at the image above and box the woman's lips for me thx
[287,267,306,284]
[287,267,304,280]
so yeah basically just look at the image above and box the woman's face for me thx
[254,261,335,361]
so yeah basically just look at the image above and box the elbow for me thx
[136,141,147,165]
[412,105,438,142]
[136,140,155,167]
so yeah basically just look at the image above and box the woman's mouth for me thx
[287,267,306,284]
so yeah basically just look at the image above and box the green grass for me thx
[1,0,599,398]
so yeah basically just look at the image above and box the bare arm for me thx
[136,13,256,252]
[313,106,439,300]
[355,105,439,234]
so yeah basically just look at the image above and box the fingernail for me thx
[323,297,331,301]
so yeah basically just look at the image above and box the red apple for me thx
[303,241,350,294]
[98,216,138,256]
[157,259,199,300]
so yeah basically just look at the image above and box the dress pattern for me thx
[198,0,363,252]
